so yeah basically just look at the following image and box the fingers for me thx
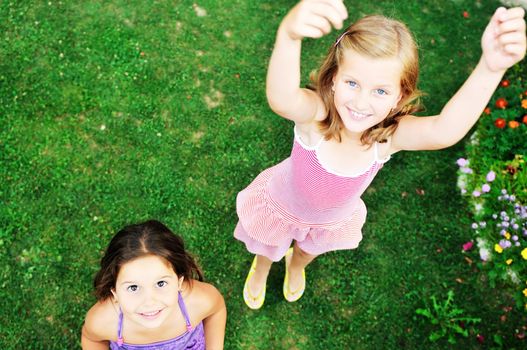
[481,6,526,71]
[503,43,526,57]
[495,7,526,53]
[498,31,526,46]
[311,1,348,30]
[286,0,348,40]
[497,6,525,22]
[497,18,526,34]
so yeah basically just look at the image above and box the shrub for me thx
[456,62,527,310]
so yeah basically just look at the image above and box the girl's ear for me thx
[111,288,117,302]
[178,276,185,290]
[394,92,403,109]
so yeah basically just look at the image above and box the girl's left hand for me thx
[481,7,526,72]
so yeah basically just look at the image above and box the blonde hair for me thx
[313,15,423,145]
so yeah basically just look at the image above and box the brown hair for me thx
[93,220,204,300]
[313,15,423,145]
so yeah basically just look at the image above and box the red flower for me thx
[509,120,520,128]
[500,79,510,87]
[483,107,491,115]
[463,11,469,18]
[494,118,506,128]
[495,98,508,109]
[476,334,485,344]
[523,115,527,124]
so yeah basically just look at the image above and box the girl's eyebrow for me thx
[120,280,137,285]
[341,74,396,88]
[155,275,174,280]
[120,275,174,285]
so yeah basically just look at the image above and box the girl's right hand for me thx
[281,0,348,41]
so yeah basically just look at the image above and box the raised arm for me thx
[391,7,526,152]
[266,0,347,123]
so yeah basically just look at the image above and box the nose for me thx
[142,288,158,305]
[354,90,370,111]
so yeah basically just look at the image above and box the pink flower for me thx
[486,171,496,182]
[482,184,491,193]
[462,241,474,251]
[456,158,468,167]
[472,190,481,197]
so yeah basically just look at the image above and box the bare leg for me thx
[247,255,273,297]
[286,242,318,293]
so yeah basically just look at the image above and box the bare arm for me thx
[266,0,347,123]
[81,325,110,350]
[202,286,227,350]
[391,7,526,152]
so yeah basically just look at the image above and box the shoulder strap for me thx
[373,142,380,161]
[178,290,193,332]
[293,125,324,150]
[117,308,124,346]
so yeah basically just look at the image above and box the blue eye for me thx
[157,281,168,288]
[127,285,139,292]
[375,88,387,95]
[347,81,358,88]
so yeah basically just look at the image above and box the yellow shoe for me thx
[283,247,305,302]
[243,256,266,309]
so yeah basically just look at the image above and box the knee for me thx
[294,243,317,260]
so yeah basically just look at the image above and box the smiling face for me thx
[112,255,181,330]
[332,48,403,136]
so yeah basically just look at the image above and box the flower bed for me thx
[456,62,527,310]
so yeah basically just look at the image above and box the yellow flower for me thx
[505,232,511,240]
[523,288,527,297]
[522,99,527,109]
[495,244,503,253]
[522,248,527,260]
[506,259,513,265]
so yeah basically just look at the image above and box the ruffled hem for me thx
[235,163,367,251]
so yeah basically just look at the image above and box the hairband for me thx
[334,31,348,47]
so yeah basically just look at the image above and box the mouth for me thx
[139,309,163,320]
[346,107,371,121]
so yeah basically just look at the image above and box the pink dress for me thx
[234,127,389,261]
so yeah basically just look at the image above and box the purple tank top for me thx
[109,291,206,349]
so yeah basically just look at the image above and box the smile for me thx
[139,309,163,319]
[347,108,371,121]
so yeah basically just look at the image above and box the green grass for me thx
[1,0,525,349]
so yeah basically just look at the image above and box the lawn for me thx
[1,0,525,349]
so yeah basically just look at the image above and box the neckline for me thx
[293,126,390,178]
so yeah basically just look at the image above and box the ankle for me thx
[252,269,269,281]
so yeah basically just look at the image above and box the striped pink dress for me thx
[234,128,389,261]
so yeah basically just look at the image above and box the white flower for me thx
[479,247,491,261]
[474,203,483,215]
[476,237,488,247]
[469,131,479,145]
[507,269,520,284]
[457,174,467,190]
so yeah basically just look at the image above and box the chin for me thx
[341,122,374,135]
[137,317,166,329]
